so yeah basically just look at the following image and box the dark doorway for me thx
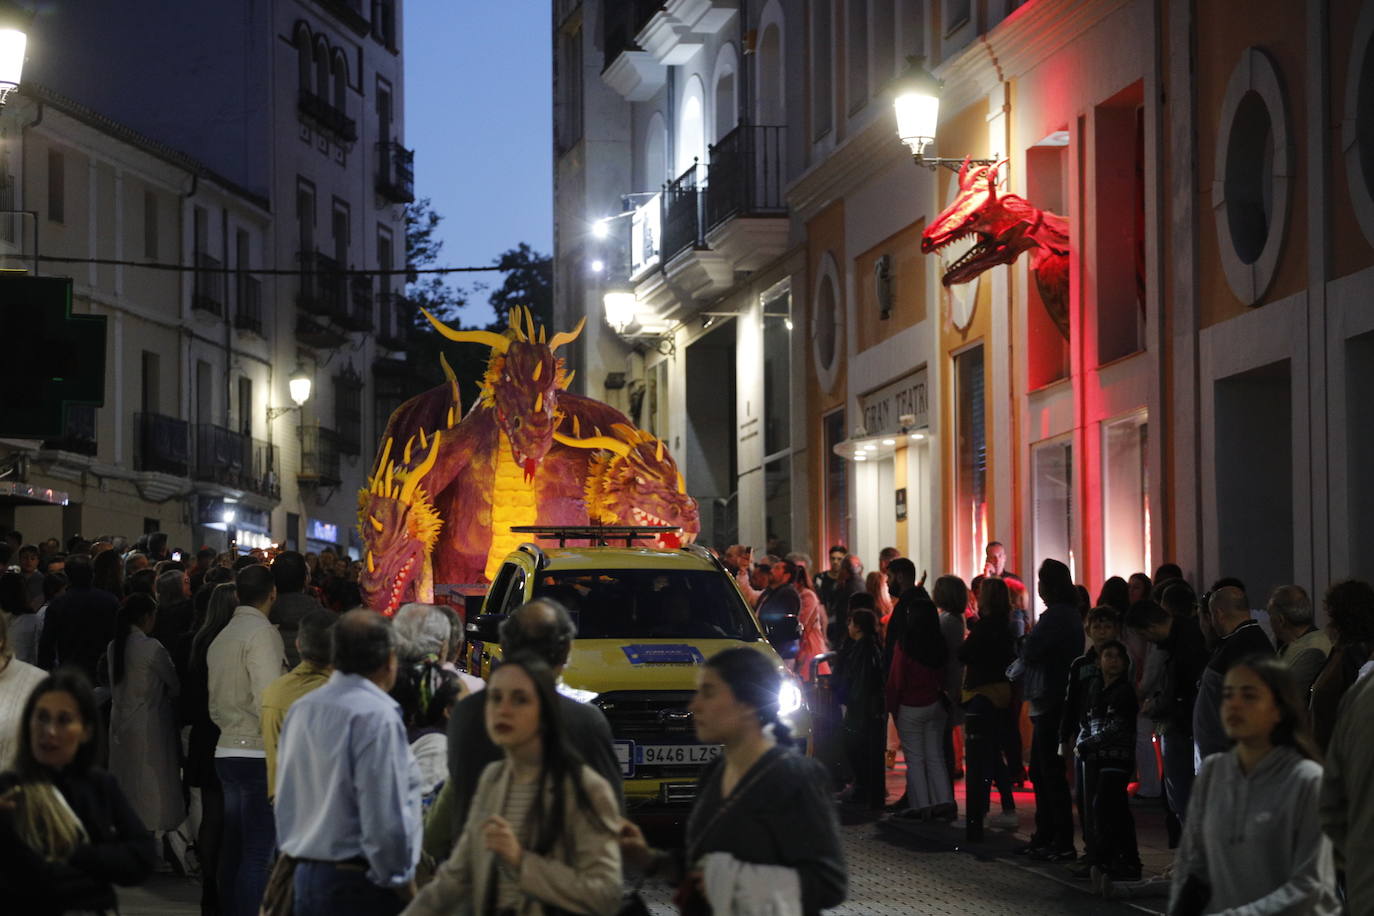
[685,321,738,550]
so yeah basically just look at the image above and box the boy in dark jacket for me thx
[1075,640,1142,886]
[1062,606,1122,877]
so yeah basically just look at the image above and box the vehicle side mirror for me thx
[767,614,802,659]
[467,613,507,644]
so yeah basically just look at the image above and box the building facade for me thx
[558,0,1374,608]
[0,0,411,558]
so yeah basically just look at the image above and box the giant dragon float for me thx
[358,306,701,614]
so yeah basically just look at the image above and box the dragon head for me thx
[423,306,583,483]
[922,157,1039,287]
[556,422,701,550]
[940,219,1041,287]
[357,431,444,614]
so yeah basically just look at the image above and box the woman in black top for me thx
[958,578,1020,840]
[833,607,888,809]
[619,648,846,915]
[0,669,155,915]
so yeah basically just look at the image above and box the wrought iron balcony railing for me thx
[297,424,342,488]
[661,162,704,262]
[234,274,263,335]
[705,124,787,231]
[376,141,415,203]
[375,290,410,350]
[193,253,225,316]
[298,90,358,142]
[295,313,348,349]
[41,405,97,456]
[337,274,375,332]
[135,412,190,477]
[296,250,345,319]
[193,425,281,500]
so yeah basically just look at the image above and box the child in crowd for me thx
[1075,640,1142,891]
[1063,606,1122,879]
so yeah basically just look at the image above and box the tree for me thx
[488,243,553,334]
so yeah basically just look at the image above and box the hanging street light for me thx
[268,363,314,421]
[892,59,999,173]
[0,1,31,109]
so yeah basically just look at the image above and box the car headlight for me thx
[778,679,803,715]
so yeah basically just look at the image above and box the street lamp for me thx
[0,1,30,109]
[268,364,313,421]
[603,288,639,335]
[892,59,999,172]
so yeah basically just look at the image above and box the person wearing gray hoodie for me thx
[1170,656,1338,915]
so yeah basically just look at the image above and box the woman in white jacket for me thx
[1169,656,1339,915]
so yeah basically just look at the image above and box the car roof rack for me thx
[508,525,681,547]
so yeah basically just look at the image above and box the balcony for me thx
[376,290,410,350]
[193,425,281,500]
[630,192,662,278]
[298,424,342,488]
[41,405,97,457]
[234,274,263,335]
[135,412,190,477]
[376,141,415,203]
[703,123,790,272]
[661,163,704,262]
[296,313,348,349]
[602,0,667,100]
[298,90,358,143]
[602,0,659,70]
[337,274,375,332]
[192,253,225,316]
[297,250,345,319]
[318,0,369,35]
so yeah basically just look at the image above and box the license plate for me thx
[636,743,722,766]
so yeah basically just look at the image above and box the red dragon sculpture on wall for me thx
[922,159,1071,338]
[357,307,699,614]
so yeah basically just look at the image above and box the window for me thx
[238,377,254,437]
[331,200,350,265]
[371,0,396,48]
[193,205,208,256]
[811,254,842,392]
[1348,332,1374,582]
[1032,436,1073,587]
[297,179,316,252]
[1102,412,1149,582]
[1094,86,1146,363]
[713,44,738,143]
[846,0,868,113]
[643,112,667,190]
[1026,138,1070,387]
[286,511,301,551]
[315,40,330,102]
[376,77,393,142]
[47,149,64,223]
[331,52,348,113]
[953,345,986,581]
[377,226,394,338]
[141,350,160,414]
[143,190,158,258]
[679,76,706,176]
[296,23,313,93]
[812,0,833,138]
[823,409,848,553]
[555,26,584,153]
[196,360,215,425]
[871,0,896,90]
[763,290,792,457]
[900,0,925,60]
[756,19,784,125]
[335,371,363,455]
[764,458,792,558]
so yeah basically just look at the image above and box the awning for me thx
[0,481,69,506]
[833,429,929,463]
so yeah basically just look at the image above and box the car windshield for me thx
[532,568,762,641]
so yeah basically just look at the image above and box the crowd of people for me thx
[719,538,1372,912]
[1,523,1372,915]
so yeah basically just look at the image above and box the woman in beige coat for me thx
[403,653,622,916]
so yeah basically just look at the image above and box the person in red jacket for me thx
[886,597,952,821]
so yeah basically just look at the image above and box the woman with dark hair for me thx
[91,548,124,598]
[932,576,969,788]
[1169,657,1338,913]
[834,607,888,809]
[0,669,156,913]
[183,581,238,915]
[1096,577,1131,617]
[403,653,622,916]
[958,578,1020,840]
[106,594,184,842]
[789,558,830,682]
[1309,579,1374,751]
[886,598,952,820]
[619,647,846,915]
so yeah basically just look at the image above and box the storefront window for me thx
[1102,412,1150,581]
[1032,437,1074,588]
[953,346,987,581]
[763,291,792,457]
[823,409,847,552]
[764,457,792,558]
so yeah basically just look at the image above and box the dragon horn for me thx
[532,361,542,382]
[439,351,457,382]
[548,316,587,353]
[375,436,394,480]
[535,392,543,413]
[402,434,415,465]
[553,430,633,458]
[423,308,511,352]
[418,427,428,450]
[958,156,972,189]
[400,430,441,505]
[523,306,537,343]
[656,438,664,462]
[572,415,581,437]
[539,325,547,344]
[677,471,686,495]
[508,308,528,342]
[563,369,575,388]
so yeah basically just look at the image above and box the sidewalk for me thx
[864,752,1173,912]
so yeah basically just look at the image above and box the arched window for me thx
[756,10,785,126]
[314,38,330,101]
[712,43,739,142]
[678,75,706,177]
[644,111,667,189]
[331,51,349,112]
[294,22,313,96]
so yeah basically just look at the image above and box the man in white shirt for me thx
[207,563,286,916]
